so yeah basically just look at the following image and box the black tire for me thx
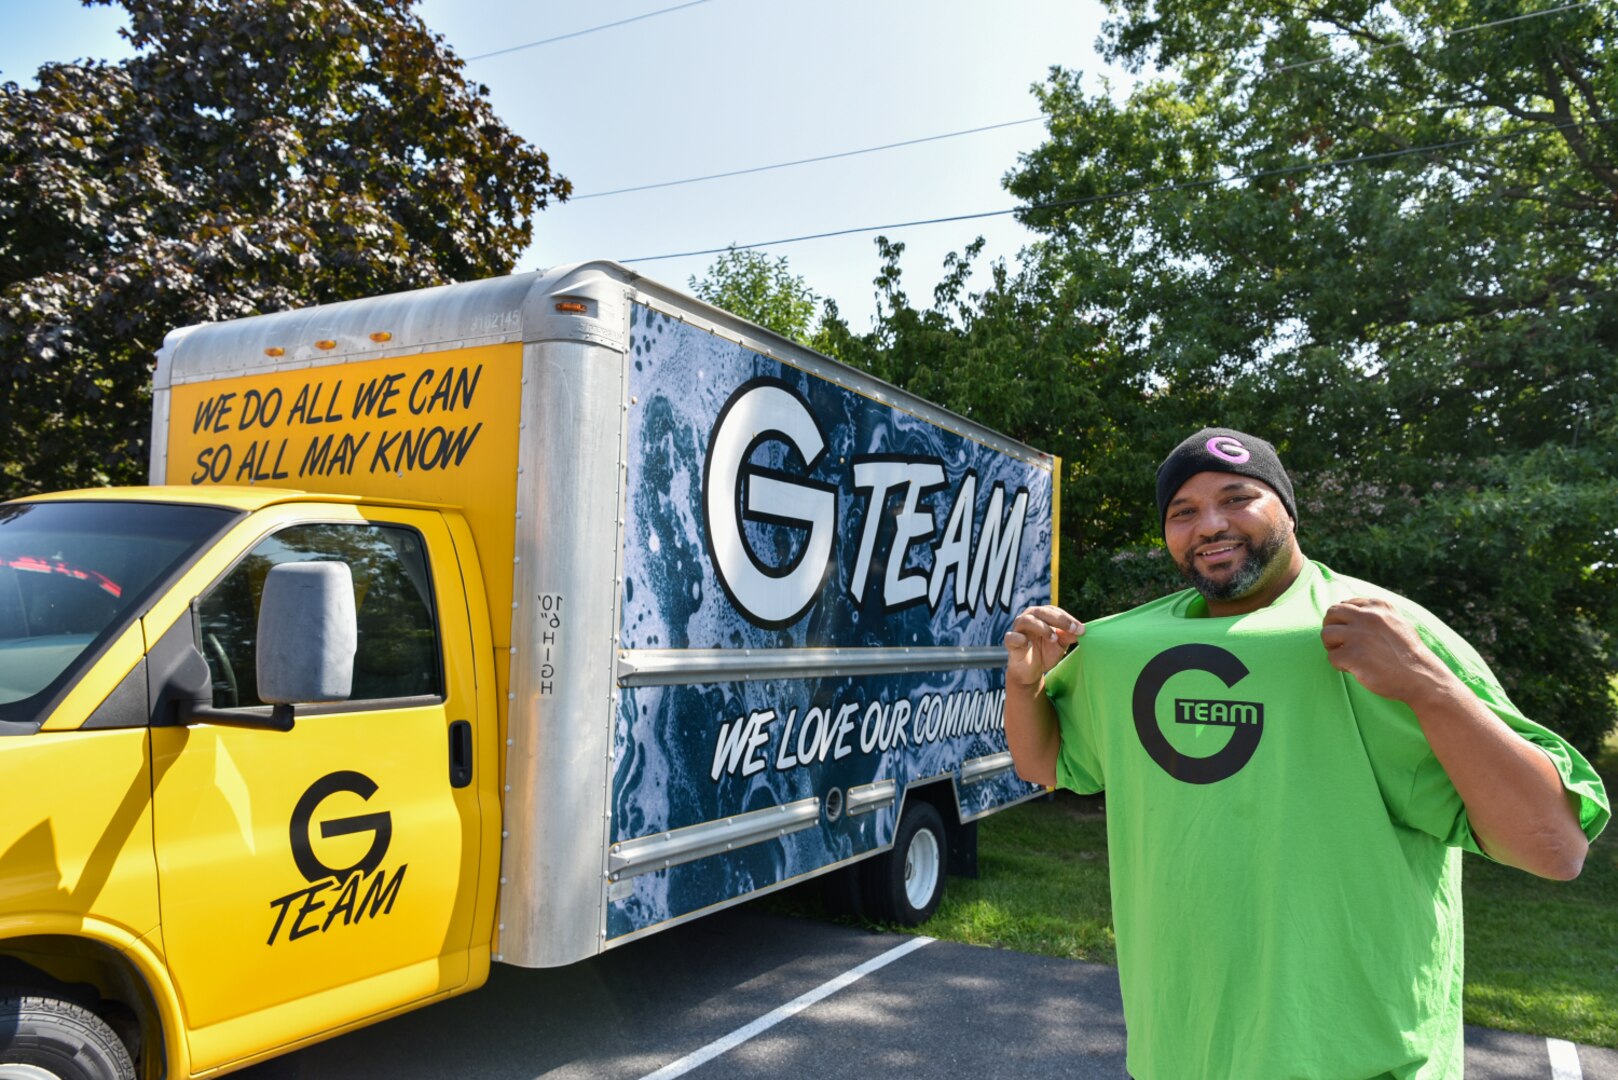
[861,801,948,926]
[0,994,135,1080]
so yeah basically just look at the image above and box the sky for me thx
[1,0,1125,330]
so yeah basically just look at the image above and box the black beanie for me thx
[1155,428,1297,529]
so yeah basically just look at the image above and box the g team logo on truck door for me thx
[266,771,408,945]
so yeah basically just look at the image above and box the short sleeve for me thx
[1042,645,1105,795]
[1350,619,1611,854]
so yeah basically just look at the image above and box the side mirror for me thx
[165,562,358,732]
[256,562,357,717]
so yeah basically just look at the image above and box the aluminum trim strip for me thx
[599,847,874,949]
[960,751,1015,783]
[616,646,1007,687]
[956,782,1046,825]
[846,779,897,816]
[496,337,626,968]
[149,261,635,390]
[608,798,821,880]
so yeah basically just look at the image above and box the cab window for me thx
[0,500,238,731]
[196,523,442,708]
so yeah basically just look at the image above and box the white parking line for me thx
[1548,1037,1583,1080]
[638,935,936,1080]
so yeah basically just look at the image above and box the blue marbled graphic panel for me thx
[609,304,1054,939]
[606,660,1043,939]
[622,303,1055,651]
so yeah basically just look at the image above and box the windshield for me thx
[0,500,240,732]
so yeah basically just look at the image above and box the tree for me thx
[0,0,569,496]
[689,245,823,344]
[994,0,1618,752]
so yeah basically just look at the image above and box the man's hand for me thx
[1003,606,1085,689]
[1001,605,1084,788]
[1320,597,1449,706]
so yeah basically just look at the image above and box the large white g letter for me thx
[703,379,836,628]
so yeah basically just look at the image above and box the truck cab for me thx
[0,488,501,1079]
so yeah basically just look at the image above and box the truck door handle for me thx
[449,720,473,788]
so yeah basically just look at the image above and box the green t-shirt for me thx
[1043,561,1609,1080]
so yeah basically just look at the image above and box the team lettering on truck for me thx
[710,688,1011,781]
[265,771,407,946]
[704,377,1028,627]
[0,262,1058,1080]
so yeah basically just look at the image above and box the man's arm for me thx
[1003,606,1084,788]
[1322,597,1589,880]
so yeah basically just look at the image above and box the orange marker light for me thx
[555,302,588,314]
[370,331,392,343]
[264,347,286,357]
[316,340,337,351]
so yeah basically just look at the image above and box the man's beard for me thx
[1175,521,1291,602]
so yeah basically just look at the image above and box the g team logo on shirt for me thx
[1133,644,1264,784]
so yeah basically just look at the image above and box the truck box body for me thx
[150,262,1057,968]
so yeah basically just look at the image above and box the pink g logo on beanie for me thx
[1206,436,1250,464]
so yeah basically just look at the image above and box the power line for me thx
[554,5,1609,203]
[1267,1,1606,77]
[573,118,1045,200]
[464,0,715,63]
[620,115,1617,264]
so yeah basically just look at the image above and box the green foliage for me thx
[842,0,1617,754]
[0,0,569,496]
[1294,450,1618,745]
[689,245,823,345]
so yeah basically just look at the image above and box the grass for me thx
[913,793,1117,964]
[768,792,1117,964]
[1461,729,1618,1046]
[769,729,1618,1047]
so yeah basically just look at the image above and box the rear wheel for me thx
[0,995,134,1080]
[861,801,948,925]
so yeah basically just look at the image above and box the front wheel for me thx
[0,995,135,1080]
[861,801,948,926]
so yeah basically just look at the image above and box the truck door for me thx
[149,508,484,1072]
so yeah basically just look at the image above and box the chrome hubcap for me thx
[0,1065,66,1080]
[903,826,941,909]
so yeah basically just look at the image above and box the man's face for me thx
[1163,471,1297,603]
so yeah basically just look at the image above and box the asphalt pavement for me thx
[237,907,1615,1079]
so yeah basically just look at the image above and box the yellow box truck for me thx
[0,262,1059,1079]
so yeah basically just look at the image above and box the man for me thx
[1004,427,1608,1080]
